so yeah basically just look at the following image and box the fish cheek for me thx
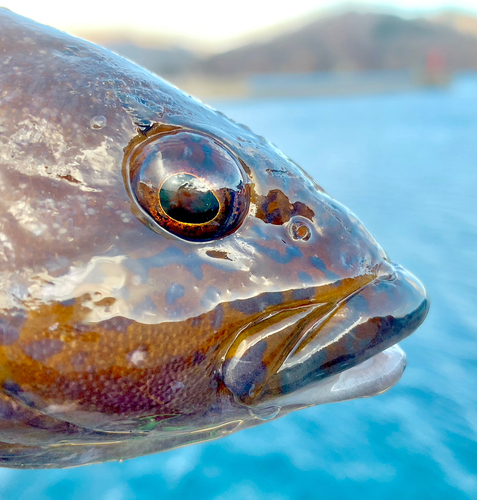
[0,301,231,426]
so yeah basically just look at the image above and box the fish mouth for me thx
[222,263,429,408]
[252,344,408,413]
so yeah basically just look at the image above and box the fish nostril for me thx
[288,220,311,242]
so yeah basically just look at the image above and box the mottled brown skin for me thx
[0,9,428,467]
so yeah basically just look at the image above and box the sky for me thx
[2,0,477,48]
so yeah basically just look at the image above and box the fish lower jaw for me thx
[249,344,407,414]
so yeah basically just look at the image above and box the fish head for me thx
[0,8,428,467]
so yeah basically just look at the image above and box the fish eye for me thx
[128,131,250,241]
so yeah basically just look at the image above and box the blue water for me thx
[2,77,477,499]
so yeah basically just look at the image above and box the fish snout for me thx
[265,264,429,399]
[221,260,428,408]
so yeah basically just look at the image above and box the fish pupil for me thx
[159,173,220,224]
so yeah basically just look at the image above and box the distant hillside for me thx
[82,10,477,85]
[196,12,477,76]
[105,41,199,76]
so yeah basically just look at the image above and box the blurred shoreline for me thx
[172,69,452,101]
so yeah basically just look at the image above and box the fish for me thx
[0,8,429,469]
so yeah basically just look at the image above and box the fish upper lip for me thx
[261,263,428,402]
[268,260,400,366]
[283,265,397,363]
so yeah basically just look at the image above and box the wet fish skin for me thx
[0,9,428,468]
